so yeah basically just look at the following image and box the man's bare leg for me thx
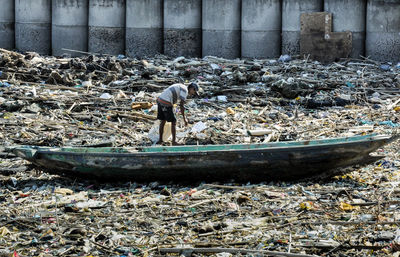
[171,122,181,146]
[157,120,166,144]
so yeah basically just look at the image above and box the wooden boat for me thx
[7,134,398,181]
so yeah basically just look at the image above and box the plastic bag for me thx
[191,121,207,133]
[148,121,172,143]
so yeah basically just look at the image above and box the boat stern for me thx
[6,146,39,161]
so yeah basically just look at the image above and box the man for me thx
[156,82,199,145]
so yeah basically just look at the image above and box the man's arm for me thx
[180,100,188,126]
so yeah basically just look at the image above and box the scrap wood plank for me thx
[300,12,352,63]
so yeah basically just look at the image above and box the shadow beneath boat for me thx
[2,153,381,193]
[1,162,381,200]
[28,155,382,187]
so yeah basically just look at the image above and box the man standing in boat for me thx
[156,82,199,145]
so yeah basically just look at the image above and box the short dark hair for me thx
[188,82,198,91]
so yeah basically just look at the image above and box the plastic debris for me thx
[217,95,228,102]
[191,121,207,133]
[346,81,355,88]
[99,93,113,99]
[148,121,172,143]
[0,48,399,256]
[380,64,391,71]
[248,129,274,136]
[278,54,291,62]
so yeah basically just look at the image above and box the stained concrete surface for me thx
[15,0,51,55]
[164,0,202,57]
[52,0,88,57]
[88,0,125,55]
[202,0,241,58]
[242,0,281,58]
[164,29,202,58]
[0,0,15,49]
[126,0,163,58]
[366,0,400,62]
[282,0,323,56]
[2,0,399,62]
[324,0,366,58]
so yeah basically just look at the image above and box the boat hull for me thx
[10,134,397,181]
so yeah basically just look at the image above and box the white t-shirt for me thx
[158,84,188,105]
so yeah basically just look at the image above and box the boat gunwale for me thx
[17,134,393,158]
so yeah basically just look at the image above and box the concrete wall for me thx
[89,0,125,55]
[242,0,281,58]
[324,0,366,58]
[202,0,241,59]
[2,0,399,62]
[164,0,202,57]
[15,0,51,55]
[366,0,400,62]
[52,0,88,57]
[0,0,15,49]
[126,0,163,58]
[282,0,323,56]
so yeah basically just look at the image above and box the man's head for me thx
[188,82,199,96]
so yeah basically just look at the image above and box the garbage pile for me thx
[0,155,400,257]
[1,48,400,256]
[0,48,399,147]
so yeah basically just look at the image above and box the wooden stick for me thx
[90,240,114,254]
[188,199,216,208]
[0,48,24,58]
[159,247,319,257]
[61,48,104,56]
[350,200,400,206]
[117,112,156,121]
[19,81,83,92]
[59,245,75,256]
[299,244,385,251]
[66,102,77,114]
[277,220,400,229]
[387,97,400,110]
[202,184,257,190]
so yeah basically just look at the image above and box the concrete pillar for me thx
[282,0,322,56]
[126,0,163,58]
[15,0,51,54]
[324,0,366,58]
[366,0,400,62]
[52,0,88,57]
[0,0,14,50]
[164,0,202,58]
[202,0,241,59]
[242,0,281,58]
[89,0,125,55]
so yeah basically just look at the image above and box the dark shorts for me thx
[157,103,176,122]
